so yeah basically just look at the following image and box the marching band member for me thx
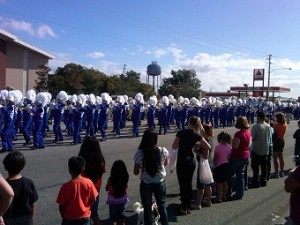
[147,95,157,129]
[65,95,75,137]
[180,98,189,129]
[158,96,169,135]
[167,94,175,129]
[22,89,36,145]
[93,96,101,133]
[219,99,228,128]
[72,94,86,145]
[227,101,235,127]
[212,100,222,129]
[99,93,110,141]
[53,91,68,143]
[131,93,144,137]
[42,92,52,138]
[199,98,206,123]
[31,92,47,149]
[174,96,184,129]
[187,97,199,124]
[0,90,21,152]
[112,95,124,136]
[120,95,128,129]
[85,94,96,137]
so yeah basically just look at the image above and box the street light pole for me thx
[266,59,292,101]
[266,54,272,102]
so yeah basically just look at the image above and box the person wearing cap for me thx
[0,95,16,152]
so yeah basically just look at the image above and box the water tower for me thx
[147,61,161,92]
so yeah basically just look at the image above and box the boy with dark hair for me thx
[2,151,39,225]
[56,156,98,225]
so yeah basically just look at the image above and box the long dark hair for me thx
[139,129,160,177]
[110,160,129,198]
[78,136,106,183]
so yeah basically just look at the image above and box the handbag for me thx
[199,155,214,185]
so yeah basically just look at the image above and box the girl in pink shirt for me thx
[213,132,232,203]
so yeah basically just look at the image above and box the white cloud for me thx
[0,17,56,39]
[86,51,105,59]
[146,46,186,60]
[48,52,72,72]
[36,24,56,38]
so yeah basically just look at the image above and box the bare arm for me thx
[202,149,209,159]
[163,155,169,166]
[199,138,211,151]
[0,176,14,216]
[58,205,66,219]
[31,203,36,219]
[232,137,240,150]
[133,163,140,175]
[172,136,180,149]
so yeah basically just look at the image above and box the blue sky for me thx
[1,0,300,99]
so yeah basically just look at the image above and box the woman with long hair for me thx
[78,136,106,225]
[133,129,169,225]
[171,116,211,215]
[272,113,288,178]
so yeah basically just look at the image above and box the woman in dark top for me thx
[172,116,211,215]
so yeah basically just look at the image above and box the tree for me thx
[34,65,51,92]
[158,69,201,98]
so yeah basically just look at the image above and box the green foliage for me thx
[158,69,201,98]
[48,63,155,98]
[34,65,51,92]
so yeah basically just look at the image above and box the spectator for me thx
[134,129,169,225]
[272,113,288,178]
[105,160,129,225]
[292,120,300,166]
[193,124,214,209]
[0,173,14,225]
[171,116,211,215]
[213,131,232,203]
[78,136,106,225]
[227,116,251,200]
[3,151,38,225]
[250,112,272,188]
[56,156,98,225]
[284,165,300,225]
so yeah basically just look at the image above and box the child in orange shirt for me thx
[56,156,98,225]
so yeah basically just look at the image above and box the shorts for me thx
[213,163,229,183]
[91,195,99,218]
[273,139,285,152]
[61,218,90,225]
[109,204,126,221]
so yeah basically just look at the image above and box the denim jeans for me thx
[140,180,168,225]
[227,157,248,198]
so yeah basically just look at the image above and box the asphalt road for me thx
[0,120,296,225]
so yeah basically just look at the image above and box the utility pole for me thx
[266,54,272,101]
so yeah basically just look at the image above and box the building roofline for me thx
[0,28,55,59]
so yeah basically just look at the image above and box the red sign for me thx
[253,69,264,81]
